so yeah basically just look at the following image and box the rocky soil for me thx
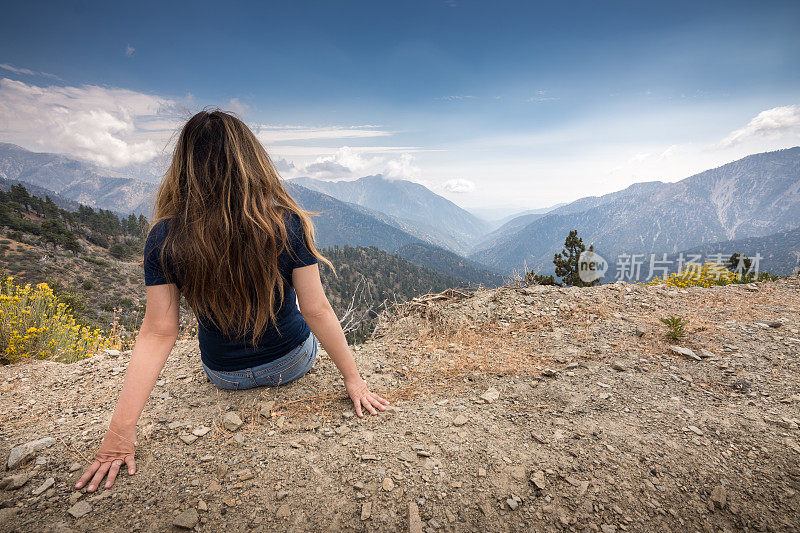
[1,277,799,532]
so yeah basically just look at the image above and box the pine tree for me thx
[553,230,597,287]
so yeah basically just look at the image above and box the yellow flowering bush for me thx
[0,276,111,363]
[647,262,738,289]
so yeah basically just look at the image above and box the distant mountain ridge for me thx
[285,183,502,287]
[470,147,800,274]
[290,175,489,255]
[0,143,156,215]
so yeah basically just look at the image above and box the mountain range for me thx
[0,143,156,216]
[1,141,799,280]
[470,147,800,275]
[289,175,488,255]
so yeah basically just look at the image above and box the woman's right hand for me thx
[75,427,137,492]
[344,376,390,417]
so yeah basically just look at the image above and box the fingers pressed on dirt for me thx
[75,460,100,489]
[105,462,122,488]
[126,455,136,475]
[362,397,378,415]
[87,462,111,492]
[368,393,387,410]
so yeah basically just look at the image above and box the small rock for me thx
[259,400,275,417]
[68,462,82,473]
[698,348,715,359]
[506,498,519,510]
[383,405,402,416]
[67,501,91,519]
[477,467,487,477]
[541,368,558,378]
[669,346,701,361]
[6,437,57,470]
[600,525,616,533]
[32,477,55,496]
[452,414,469,427]
[360,502,372,520]
[710,485,727,509]
[531,432,547,444]
[408,502,424,533]
[179,434,198,445]
[398,451,416,462]
[237,469,254,481]
[687,425,703,436]
[276,503,291,520]
[197,499,208,511]
[276,489,290,501]
[0,473,29,490]
[611,362,626,372]
[480,388,500,403]
[173,508,199,529]
[192,426,211,437]
[222,412,243,431]
[382,477,395,491]
[530,470,546,490]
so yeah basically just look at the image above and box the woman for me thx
[75,109,389,493]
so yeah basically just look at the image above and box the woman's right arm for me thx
[293,263,389,417]
[75,283,180,492]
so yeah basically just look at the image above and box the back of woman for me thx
[75,109,389,494]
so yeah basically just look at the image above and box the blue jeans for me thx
[202,332,318,390]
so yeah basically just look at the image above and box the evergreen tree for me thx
[727,253,752,274]
[553,230,597,287]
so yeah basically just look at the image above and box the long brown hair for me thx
[151,108,332,345]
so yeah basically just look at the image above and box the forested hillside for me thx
[0,185,467,343]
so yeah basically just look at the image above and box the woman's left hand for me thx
[344,376,390,417]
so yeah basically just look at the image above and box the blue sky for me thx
[1,0,799,215]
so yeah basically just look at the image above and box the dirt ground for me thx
[1,277,799,532]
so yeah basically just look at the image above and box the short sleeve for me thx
[287,213,319,269]
[143,220,173,286]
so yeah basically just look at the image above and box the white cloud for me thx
[441,178,476,193]
[0,77,181,167]
[657,145,679,160]
[269,145,421,157]
[225,97,249,115]
[125,45,136,57]
[255,125,392,143]
[527,90,558,102]
[0,63,60,80]
[720,105,800,147]
[279,146,422,181]
[440,95,475,101]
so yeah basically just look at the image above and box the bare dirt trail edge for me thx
[1,277,799,532]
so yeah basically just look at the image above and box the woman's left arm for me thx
[75,283,180,492]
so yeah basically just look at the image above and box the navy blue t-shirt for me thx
[143,212,319,371]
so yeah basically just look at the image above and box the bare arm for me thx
[293,263,389,416]
[76,283,180,492]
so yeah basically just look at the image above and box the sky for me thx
[1,0,799,217]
